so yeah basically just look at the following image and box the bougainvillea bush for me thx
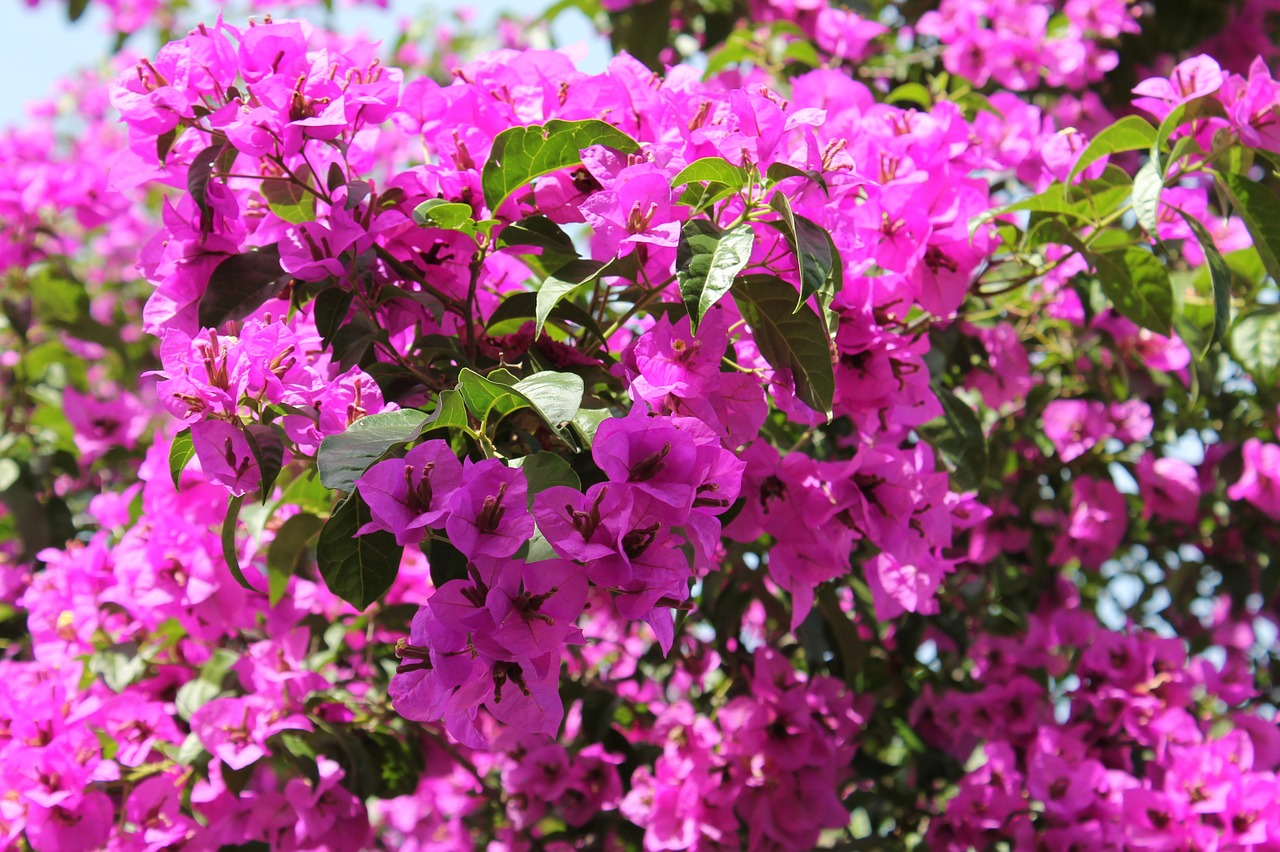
[5,0,1280,848]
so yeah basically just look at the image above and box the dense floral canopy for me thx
[3,0,1280,849]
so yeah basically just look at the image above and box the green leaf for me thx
[457,368,529,425]
[262,165,317,224]
[188,143,226,233]
[30,276,89,326]
[1154,97,1228,177]
[498,215,579,261]
[569,407,612,447]
[198,245,288,329]
[317,494,403,610]
[266,513,325,606]
[1094,247,1174,335]
[317,409,431,493]
[487,289,610,347]
[671,157,750,190]
[512,371,586,432]
[420,389,471,435]
[919,388,988,491]
[1229,305,1280,386]
[676,220,756,329]
[677,180,739,214]
[242,423,285,504]
[536,259,606,338]
[174,648,239,720]
[733,274,835,416]
[1177,211,1232,353]
[170,429,195,490]
[769,193,837,311]
[886,82,932,109]
[482,119,641,213]
[765,162,827,193]
[1067,115,1157,184]
[1215,172,1280,285]
[413,199,477,232]
[978,167,1132,228]
[220,494,261,593]
[512,452,581,508]
[314,287,353,349]
[1132,159,1164,238]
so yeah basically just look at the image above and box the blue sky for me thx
[0,0,606,126]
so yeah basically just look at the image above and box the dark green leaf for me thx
[220,495,261,593]
[769,193,836,310]
[1094,247,1174,335]
[513,452,581,508]
[266,513,325,606]
[314,287,353,349]
[170,429,195,490]
[1215,172,1280,285]
[198,245,287,329]
[482,119,640,213]
[1068,115,1156,184]
[316,493,403,610]
[498,215,579,262]
[428,536,468,588]
[242,423,285,504]
[677,220,755,329]
[188,143,225,234]
[765,162,827,193]
[317,409,431,493]
[733,274,835,416]
[919,388,988,491]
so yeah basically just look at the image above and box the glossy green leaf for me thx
[457,368,529,424]
[1094,246,1174,335]
[676,220,756,329]
[1067,115,1157,184]
[413,199,476,232]
[1216,171,1280,285]
[733,273,835,416]
[482,119,641,212]
[169,429,195,490]
[671,157,750,190]
[316,493,402,611]
[512,371,586,431]
[266,513,325,606]
[317,409,431,493]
